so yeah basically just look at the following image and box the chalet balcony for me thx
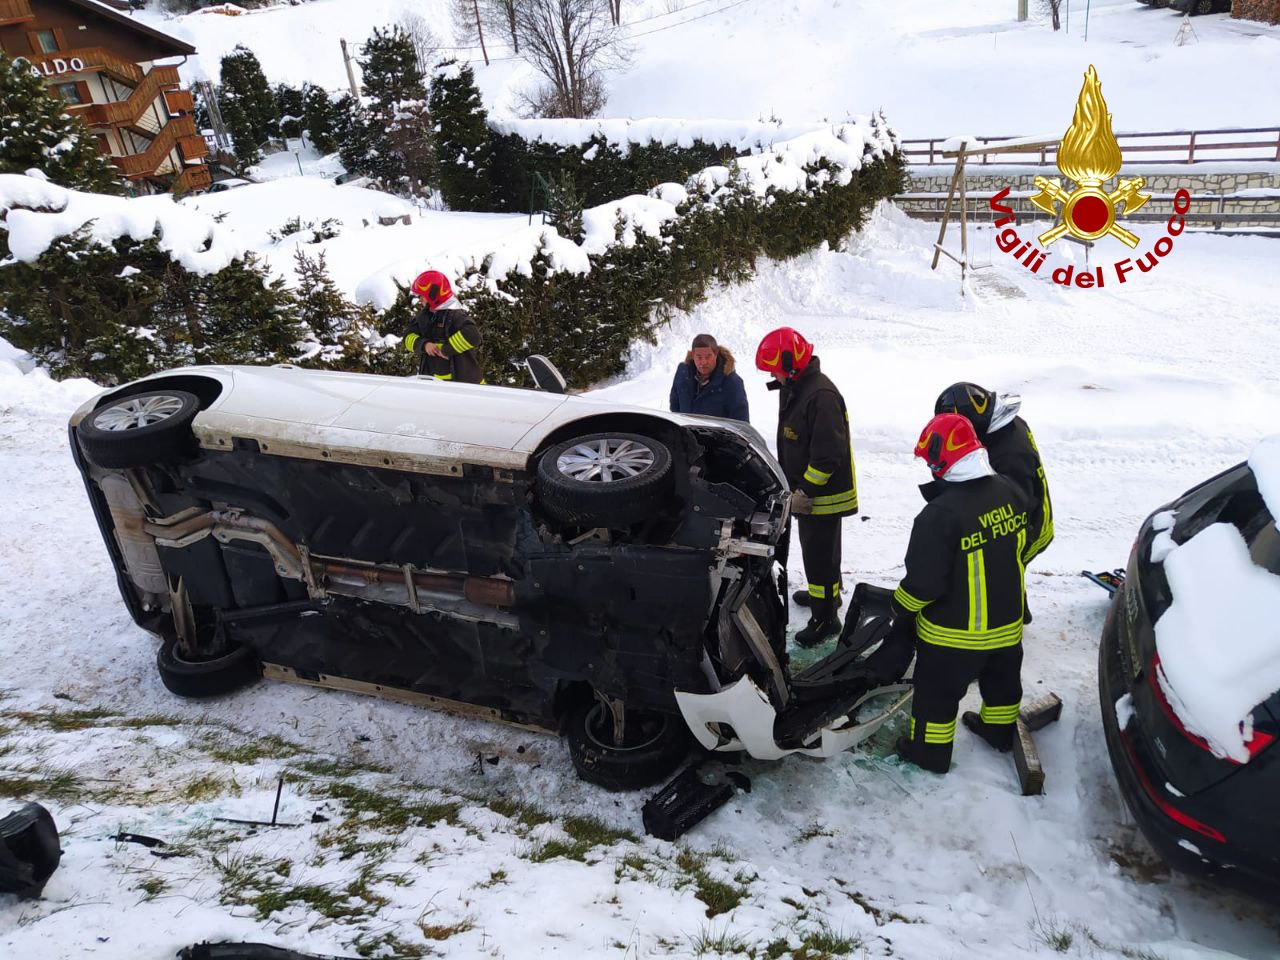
[0,0,34,26]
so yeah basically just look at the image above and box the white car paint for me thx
[70,365,786,485]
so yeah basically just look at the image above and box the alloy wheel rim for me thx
[94,395,187,432]
[557,438,655,483]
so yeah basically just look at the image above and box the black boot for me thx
[894,737,949,774]
[792,589,815,608]
[795,613,841,649]
[962,711,1015,753]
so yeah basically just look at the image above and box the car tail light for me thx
[1148,654,1276,764]
[1122,733,1227,844]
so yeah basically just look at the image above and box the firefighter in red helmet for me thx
[403,270,485,384]
[890,413,1032,774]
[755,327,858,648]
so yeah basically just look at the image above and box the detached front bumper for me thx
[676,676,913,760]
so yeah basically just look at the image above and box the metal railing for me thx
[895,191,1280,231]
[900,127,1280,167]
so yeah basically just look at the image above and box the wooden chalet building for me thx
[0,0,210,193]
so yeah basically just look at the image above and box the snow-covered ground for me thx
[3,206,1280,959]
[136,0,1280,136]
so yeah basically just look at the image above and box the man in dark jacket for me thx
[889,413,1032,774]
[756,327,858,648]
[403,270,485,384]
[669,333,750,422]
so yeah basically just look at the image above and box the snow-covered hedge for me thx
[481,117,836,212]
[370,115,905,386]
[0,118,904,387]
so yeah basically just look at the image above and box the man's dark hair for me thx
[691,333,718,350]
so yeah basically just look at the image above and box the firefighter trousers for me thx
[797,515,843,620]
[909,641,1023,772]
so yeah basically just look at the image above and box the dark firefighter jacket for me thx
[986,416,1053,562]
[775,357,858,517]
[891,474,1031,650]
[669,347,750,422]
[404,306,485,384]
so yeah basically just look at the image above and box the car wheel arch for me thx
[90,374,224,415]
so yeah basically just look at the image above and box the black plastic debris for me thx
[178,943,365,960]
[111,832,166,848]
[0,802,62,899]
[642,766,742,841]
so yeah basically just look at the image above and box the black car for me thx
[1170,0,1232,13]
[69,364,910,792]
[1098,460,1279,888]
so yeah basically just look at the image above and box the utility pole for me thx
[339,38,360,97]
[472,0,490,66]
[1017,0,1028,22]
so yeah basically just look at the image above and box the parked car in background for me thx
[206,178,252,194]
[70,364,909,790]
[1098,460,1279,890]
[1170,0,1232,12]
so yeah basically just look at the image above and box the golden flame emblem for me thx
[1029,66,1150,249]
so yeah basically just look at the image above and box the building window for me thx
[55,82,83,104]
[35,30,59,54]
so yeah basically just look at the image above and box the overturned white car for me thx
[69,363,908,789]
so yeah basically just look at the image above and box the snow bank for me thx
[1248,434,1280,524]
[0,337,99,412]
[1154,522,1280,763]
[0,174,245,274]
[489,117,833,153]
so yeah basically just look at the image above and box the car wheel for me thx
[156,637,260,699]
[566,700,691,791]
[1194,0,1212,11]
[536,432,674,528]
[77,390,201,469]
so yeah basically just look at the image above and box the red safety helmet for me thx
[755,327,813,379]
[411,270,453,310]
[915,413,983,478]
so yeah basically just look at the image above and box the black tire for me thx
[157,637,260,699]
[77,389,201,469]
[1194,0,1212,11]
[566,700,691,791]
[535,432,674,528]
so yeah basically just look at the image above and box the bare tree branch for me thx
[514,0,629,117]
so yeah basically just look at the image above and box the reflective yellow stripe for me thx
[803,464,832,486]
[832,581,841,597]
[893,585,928,613]
[1023,466,1054,561]
[448,331,473,353]
[967,549,987,633]
[917,615,1022,650]
[1016,528,1028,615]
[979,703,1021,724]
[434,373,453,381]
[811,488,857,515]
[404,333,419,353]
[924,719,957,744]
[808,583,827,599]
